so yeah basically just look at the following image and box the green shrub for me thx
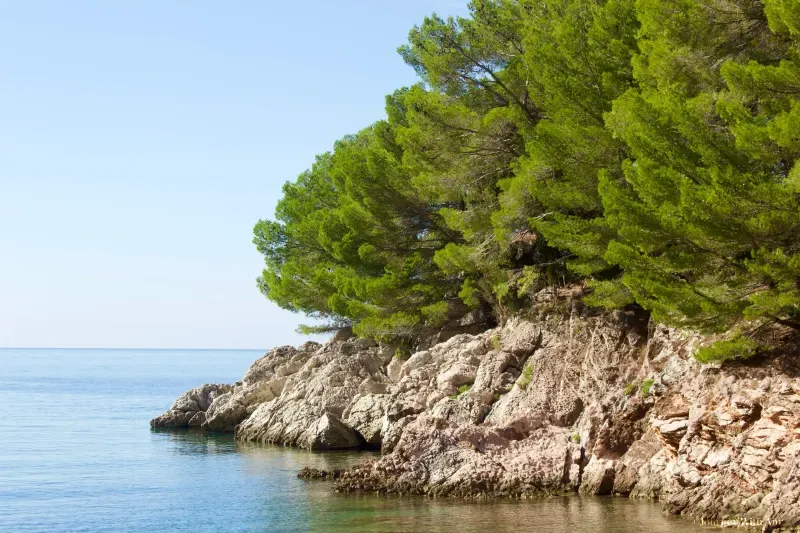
[640,379,655,397]
[394,347,411,361]
[623,383,636,396]
[450,384,472,399]
[571,434,581,444]
[491,333,501,352]
[517,363,534,389]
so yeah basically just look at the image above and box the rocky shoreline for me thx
[152,301,800,531]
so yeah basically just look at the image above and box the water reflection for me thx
[149,429,710,533]
[150,428,376,462]
[299,493,711,533]
[150,428,239,455]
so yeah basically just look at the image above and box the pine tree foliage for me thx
[600,0,800,334]
[255,0,800,361]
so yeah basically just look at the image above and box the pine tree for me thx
[254,118,463,341]
[597,0,800,344]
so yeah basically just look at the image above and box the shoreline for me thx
[152,300,800,531]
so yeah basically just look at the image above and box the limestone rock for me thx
[300,413,363,450]
[343,393,389,445]
[234,344,386,449]
[581,458,616,495]
[150,383,232,428]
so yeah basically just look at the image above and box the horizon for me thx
[0,346,273,351]
[1,0,469,350]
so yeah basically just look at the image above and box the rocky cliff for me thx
[152,299,800,531]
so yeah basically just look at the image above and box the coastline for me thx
[152,297,800,532]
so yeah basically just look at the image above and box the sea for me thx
[0,348,711,532]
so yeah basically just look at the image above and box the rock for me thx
[334,421,581,496]
[358,377,388,395]
[241,343,319,385]
[761,445,800,530]
[150,383,232,428]
[386,357,404,382]
[297,467,344,480]
[234,345,386,448]
[581,457,616,495]
[436,362,478,389]
[400,350,432,377]
[301,413,363,450]
[202,392,246,432]
[151,409,195,428]
[202,378,289,431]
[343,393,389,445]
[613,430,663,495]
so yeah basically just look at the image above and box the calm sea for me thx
[0,348,709,533]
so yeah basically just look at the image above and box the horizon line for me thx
[0,346,270,351]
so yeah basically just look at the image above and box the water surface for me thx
[0,348,711,532]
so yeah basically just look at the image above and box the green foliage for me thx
[394,346,412,361]
[517,363,534,389]
[296,323,350,336]
[450,384,473,399]
[571,434,582,444]
[695,335,758,364]
[491,333,501,351]
[256,0,800,352]
[600,0,800,334]
[640,379,655,397]
[623,383,636,396]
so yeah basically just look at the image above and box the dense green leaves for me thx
[256,0,800,361]
[599,0,800,338]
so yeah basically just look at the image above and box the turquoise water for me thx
[0,348,710,533]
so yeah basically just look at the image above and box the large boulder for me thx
[151,342,321,432]
[202,378,289,431]
[300,413,363,450]
[343,393,389,446]
[150,383,232,428]
[234,339,387,449]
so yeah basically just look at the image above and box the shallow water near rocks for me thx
[0,348,713,533]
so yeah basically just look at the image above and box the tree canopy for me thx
[256,0,800,361]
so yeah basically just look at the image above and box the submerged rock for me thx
[297,467,344,480]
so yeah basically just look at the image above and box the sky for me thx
[0,0,469,349]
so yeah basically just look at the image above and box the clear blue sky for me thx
[0,0,468,349]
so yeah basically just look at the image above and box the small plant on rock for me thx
[517,363,534,389]
[491,333,502,351]
[394,347,411,361]
[623,383,636,396]
[451,384,472,399]
[641,379,655,397]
